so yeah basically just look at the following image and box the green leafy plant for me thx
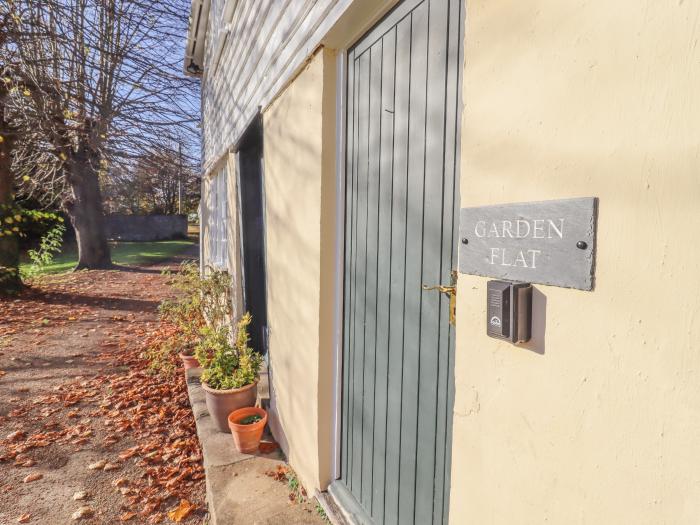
[1,204,64,289]
[148,262,233,375]
[195,312,263,390]
[21,222,66,279]
[315,500,330,523]
[159,262,232,353]
[284,467,308,504]
[238,414,262,425]
[0,204,65,240]
[145,329,185,376]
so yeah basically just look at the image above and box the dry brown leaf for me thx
[266,464,289,482]
[71,506,93,520]
[6,430,25,442]
[167,500,195,522]
[87,460,106,470]
[119,512,136,521]
[146,513,165,524]
[258,441,279,454]
[118,448,137,460]
[141,501,161,514]
[17,513,31,523]
[112,477,129,487]
[22,473,42,483]
[72,491,88,501]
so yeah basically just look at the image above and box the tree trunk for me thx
[66,151,112,270]
[0,132,22,294]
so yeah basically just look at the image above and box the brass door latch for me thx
[422,270,458,325]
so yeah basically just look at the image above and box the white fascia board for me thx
[184,0,211,76]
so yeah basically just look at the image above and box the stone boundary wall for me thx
[105,214,187,242]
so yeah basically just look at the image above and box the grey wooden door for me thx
[336,0,463,523]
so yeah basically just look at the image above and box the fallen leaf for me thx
[22,473,42,483]
[266,465,289,482]
[112,477,129,487]
[147,512,165,524]
[258,441,279,454]
[6,430,25,442]
[142,501,161,514]
[118,448,137,460]
[17,513,31,523]
[87,460,106,470]
[167,500,195,522]
[18,459,35,467]
[73,491,88,501]
[119,512,136,521]
[71,507,93,520]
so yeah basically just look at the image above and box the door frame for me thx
[331,47,348,481]
[329,0,406,485]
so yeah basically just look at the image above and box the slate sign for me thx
[458,197,598,290]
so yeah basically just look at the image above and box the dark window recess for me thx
[237,116,268,355]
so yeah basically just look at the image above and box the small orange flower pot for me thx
[179,353,201,370]
[228,406,267,454]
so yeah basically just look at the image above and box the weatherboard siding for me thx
[200,0,354,173]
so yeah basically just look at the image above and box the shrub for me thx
[21,222,66,279]
[148,262,233,375]
[195,313,262,390]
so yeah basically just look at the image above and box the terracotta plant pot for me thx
[228,406,267,454]
[201,379,258,432]
[179,353,201,370]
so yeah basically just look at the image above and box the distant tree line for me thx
[102,146,201,216]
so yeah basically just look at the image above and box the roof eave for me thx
[184,0,210,77]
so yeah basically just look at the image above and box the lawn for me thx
[20,239,197,275]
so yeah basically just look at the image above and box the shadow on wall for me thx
[266,363,290,458]
[519,286,547,355]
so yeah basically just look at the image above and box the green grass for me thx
[20,239,197,275]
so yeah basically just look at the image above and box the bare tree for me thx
[0,5,22,292]
[4,0,199,269]
[103,142,200,216]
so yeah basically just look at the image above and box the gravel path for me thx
[0,248,206,525]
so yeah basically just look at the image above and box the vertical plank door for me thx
[335,0,463,523]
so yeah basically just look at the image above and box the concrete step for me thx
[185,368,326,525]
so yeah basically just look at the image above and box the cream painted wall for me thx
[262,48,337,492]
[450,1,700,524]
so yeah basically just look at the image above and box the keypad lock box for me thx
[487,280,532,343]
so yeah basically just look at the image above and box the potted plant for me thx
[228,406,267,453]
[195,313,263,432]
[156,263,233,373]
[178,342,200,370]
